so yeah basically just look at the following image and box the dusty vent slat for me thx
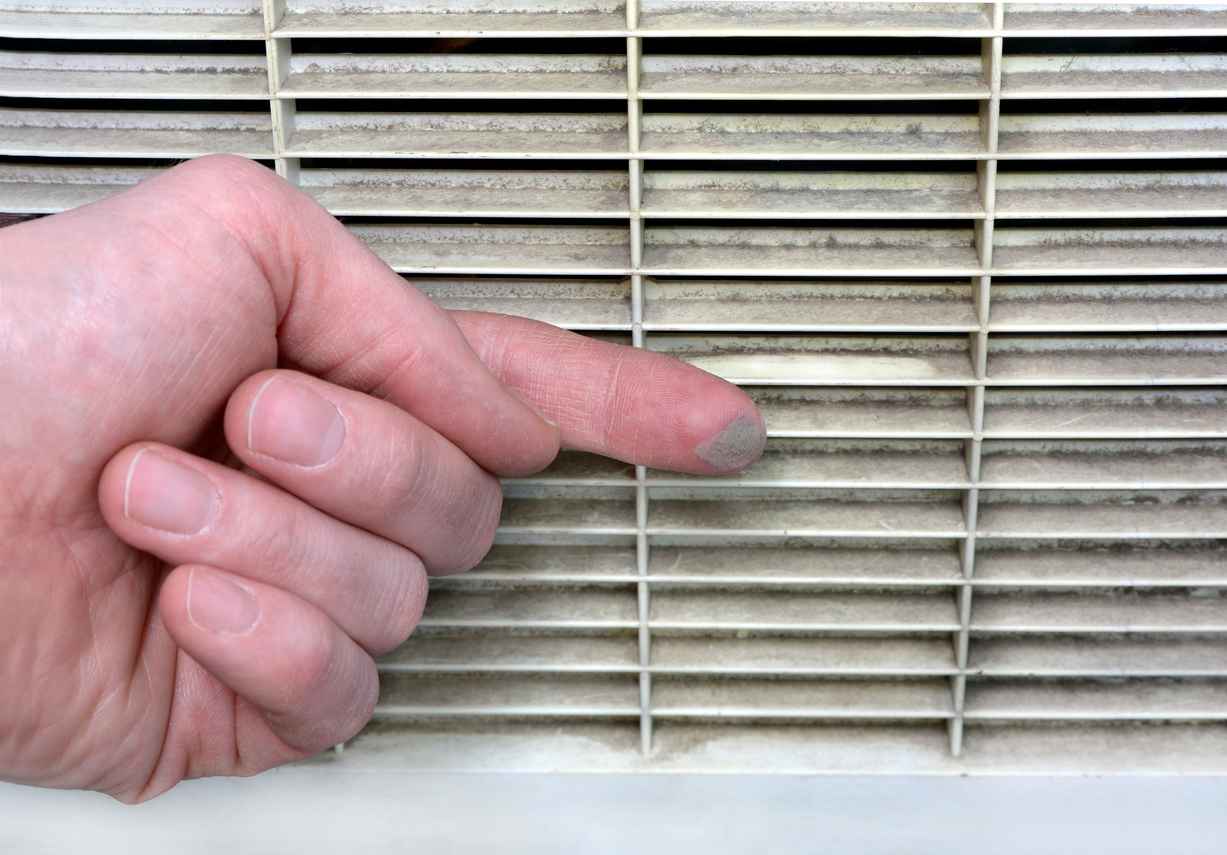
[971,637,1227,676]
[641,170,986,220]
[653,334,977,386]
[284,110,629,158]
[301,168,631,217]
[749,386,975,438]
[973,540,1227,585]
[637,2,994,37]
[1001,52,1227,99]
[639,55,989,101]
[282,53,629,99]
[994,170,1227,219]
[983,388,1227,438]
[989,280,1227,330]
[640,111,986,160]
[1003,4,1227,37]
[0,3,265,40]
[997,109,1227,159]
[277,1,628,38]
[412,277,632,329]
[0,106,274,157]
[0,51,269,99]
[650,677,956,721]
[964,679,1227,721]
[644,280,979,332]
[0,162,154,212]
[353,223,632,275]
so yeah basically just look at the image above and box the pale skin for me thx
[0,155,766,803]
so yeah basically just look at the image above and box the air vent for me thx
[2,0,1226,775]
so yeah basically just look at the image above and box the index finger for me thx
[451,311,766,474]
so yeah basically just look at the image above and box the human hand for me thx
[0,156,764,802]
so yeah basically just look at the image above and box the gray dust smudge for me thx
[695,415,766,471]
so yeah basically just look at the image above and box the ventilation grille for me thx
[3,0,1226,774]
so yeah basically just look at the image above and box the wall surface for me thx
[2,771,1225,853]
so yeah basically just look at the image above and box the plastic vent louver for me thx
[2,0,1226,775]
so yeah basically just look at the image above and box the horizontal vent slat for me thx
[648,438,970,489]
[277,6,627,38]
[0,10,266,40]
[650,591,961,632]
[302,168,629,217]
[750,386,974,438]
[283,54,627,99]
[643,280,978,331]
[653,334,976,386]
[285,111,628,158]
[1004,5,1227,37]
[652,676,955,720]
[979,439,1227,488]
[1002,53,1227,100]
[972,637,1227,677]
[0,51,269,100]
[648,493,968,539]
[983,388,1227,438]
[972,593,1227,632]
[640,56,988,101]
[641,171,985,220]
[354,224,631,275]
[964,680,1227,721]
[648,546,963,585]
[638,2,993,37]
[995,171,1227,220]
[974,542,1227,585]
[416,277,632,330]
[0,107,274,158]
[376,673,641,717]
[978,490,1227,538]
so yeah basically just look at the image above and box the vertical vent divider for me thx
[264,2,297,183]
[264,0,322,751]
[627,16,652,756]
[951,0,1004,759]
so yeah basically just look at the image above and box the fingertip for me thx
[693,410,768,473]
[497,407,562,478]
[156,564,195,639]
[223,369,279,457]
[97,441,167,533]
[680,375,767,474]
[157,564,378,755]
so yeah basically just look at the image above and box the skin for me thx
[0,155,765,803]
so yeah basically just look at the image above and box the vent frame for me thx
[2,0,1227,775]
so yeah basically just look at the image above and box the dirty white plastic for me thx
[1,0,1225,775]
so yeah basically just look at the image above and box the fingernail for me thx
[186,568,259,636]
[248,377,346,467]
[124,449,219,535]
[695,414,767,472]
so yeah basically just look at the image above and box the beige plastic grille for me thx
[2,0,1226,774]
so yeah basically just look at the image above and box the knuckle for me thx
[367,552,429,655]
[370,428,428,522]
[342,662,380,741]
[450,476,503,574]
[173,154,278,196]
[160,155,291,249]
[288,626,339,711]
[246,507,316,587]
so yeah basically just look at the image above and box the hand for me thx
[0,156,764,802]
